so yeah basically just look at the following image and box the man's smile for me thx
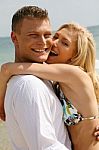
[31,48,50,53]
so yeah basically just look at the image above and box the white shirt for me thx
[4,75,71,150]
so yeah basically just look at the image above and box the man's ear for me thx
[11,32,19,45]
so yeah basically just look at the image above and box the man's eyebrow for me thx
[27,31,39,33]
[27,31,52,34]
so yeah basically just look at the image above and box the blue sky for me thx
[0,0,99,37]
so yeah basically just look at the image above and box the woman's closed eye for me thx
[61,40,69,47]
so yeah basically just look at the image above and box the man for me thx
[3,6,71,150]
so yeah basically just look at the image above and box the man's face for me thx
[11,18,52,63]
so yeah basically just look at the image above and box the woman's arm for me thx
[4,62,88,85]
[1,62,99,140]
[0,62,79,121]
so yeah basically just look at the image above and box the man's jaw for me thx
[31,48,51,63]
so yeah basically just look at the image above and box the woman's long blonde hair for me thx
[58,22,99,102]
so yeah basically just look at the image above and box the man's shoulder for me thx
[8,75,52,90]
[7,75,55,100]
[9,75,42,84]
[6,75,45,95]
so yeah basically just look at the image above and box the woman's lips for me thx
[49,50,58,56]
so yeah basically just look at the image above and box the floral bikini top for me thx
[59,89,83,126]
[53,82,99,126]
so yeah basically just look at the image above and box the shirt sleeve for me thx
[12,76,70,150]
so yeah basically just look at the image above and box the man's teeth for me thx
[32,49,45,52]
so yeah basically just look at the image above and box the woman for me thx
[0,22,99,149]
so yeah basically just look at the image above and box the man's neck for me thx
[15,59,44,64]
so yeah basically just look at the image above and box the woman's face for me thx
[46,28,77,64]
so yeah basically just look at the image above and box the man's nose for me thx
[38,36,46,47]
[39,36,52,48]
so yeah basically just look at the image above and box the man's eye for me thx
[29,34,38,38]
[45,34,52,38]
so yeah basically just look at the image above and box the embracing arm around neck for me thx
[3,62,89,86]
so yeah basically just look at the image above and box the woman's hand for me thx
[94,126,99,140]
[1,62,13,78]
[0,110,5,121]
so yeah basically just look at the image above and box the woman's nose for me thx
[52,39,58,47]
[46,38,53,48]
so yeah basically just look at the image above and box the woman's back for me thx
[59,69,99,150]
[59,68,98,117]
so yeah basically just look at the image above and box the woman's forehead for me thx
[57,28,78,42]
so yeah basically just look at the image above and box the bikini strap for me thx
[81,115,99,121]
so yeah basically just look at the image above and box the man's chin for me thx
[37,56,48,63]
